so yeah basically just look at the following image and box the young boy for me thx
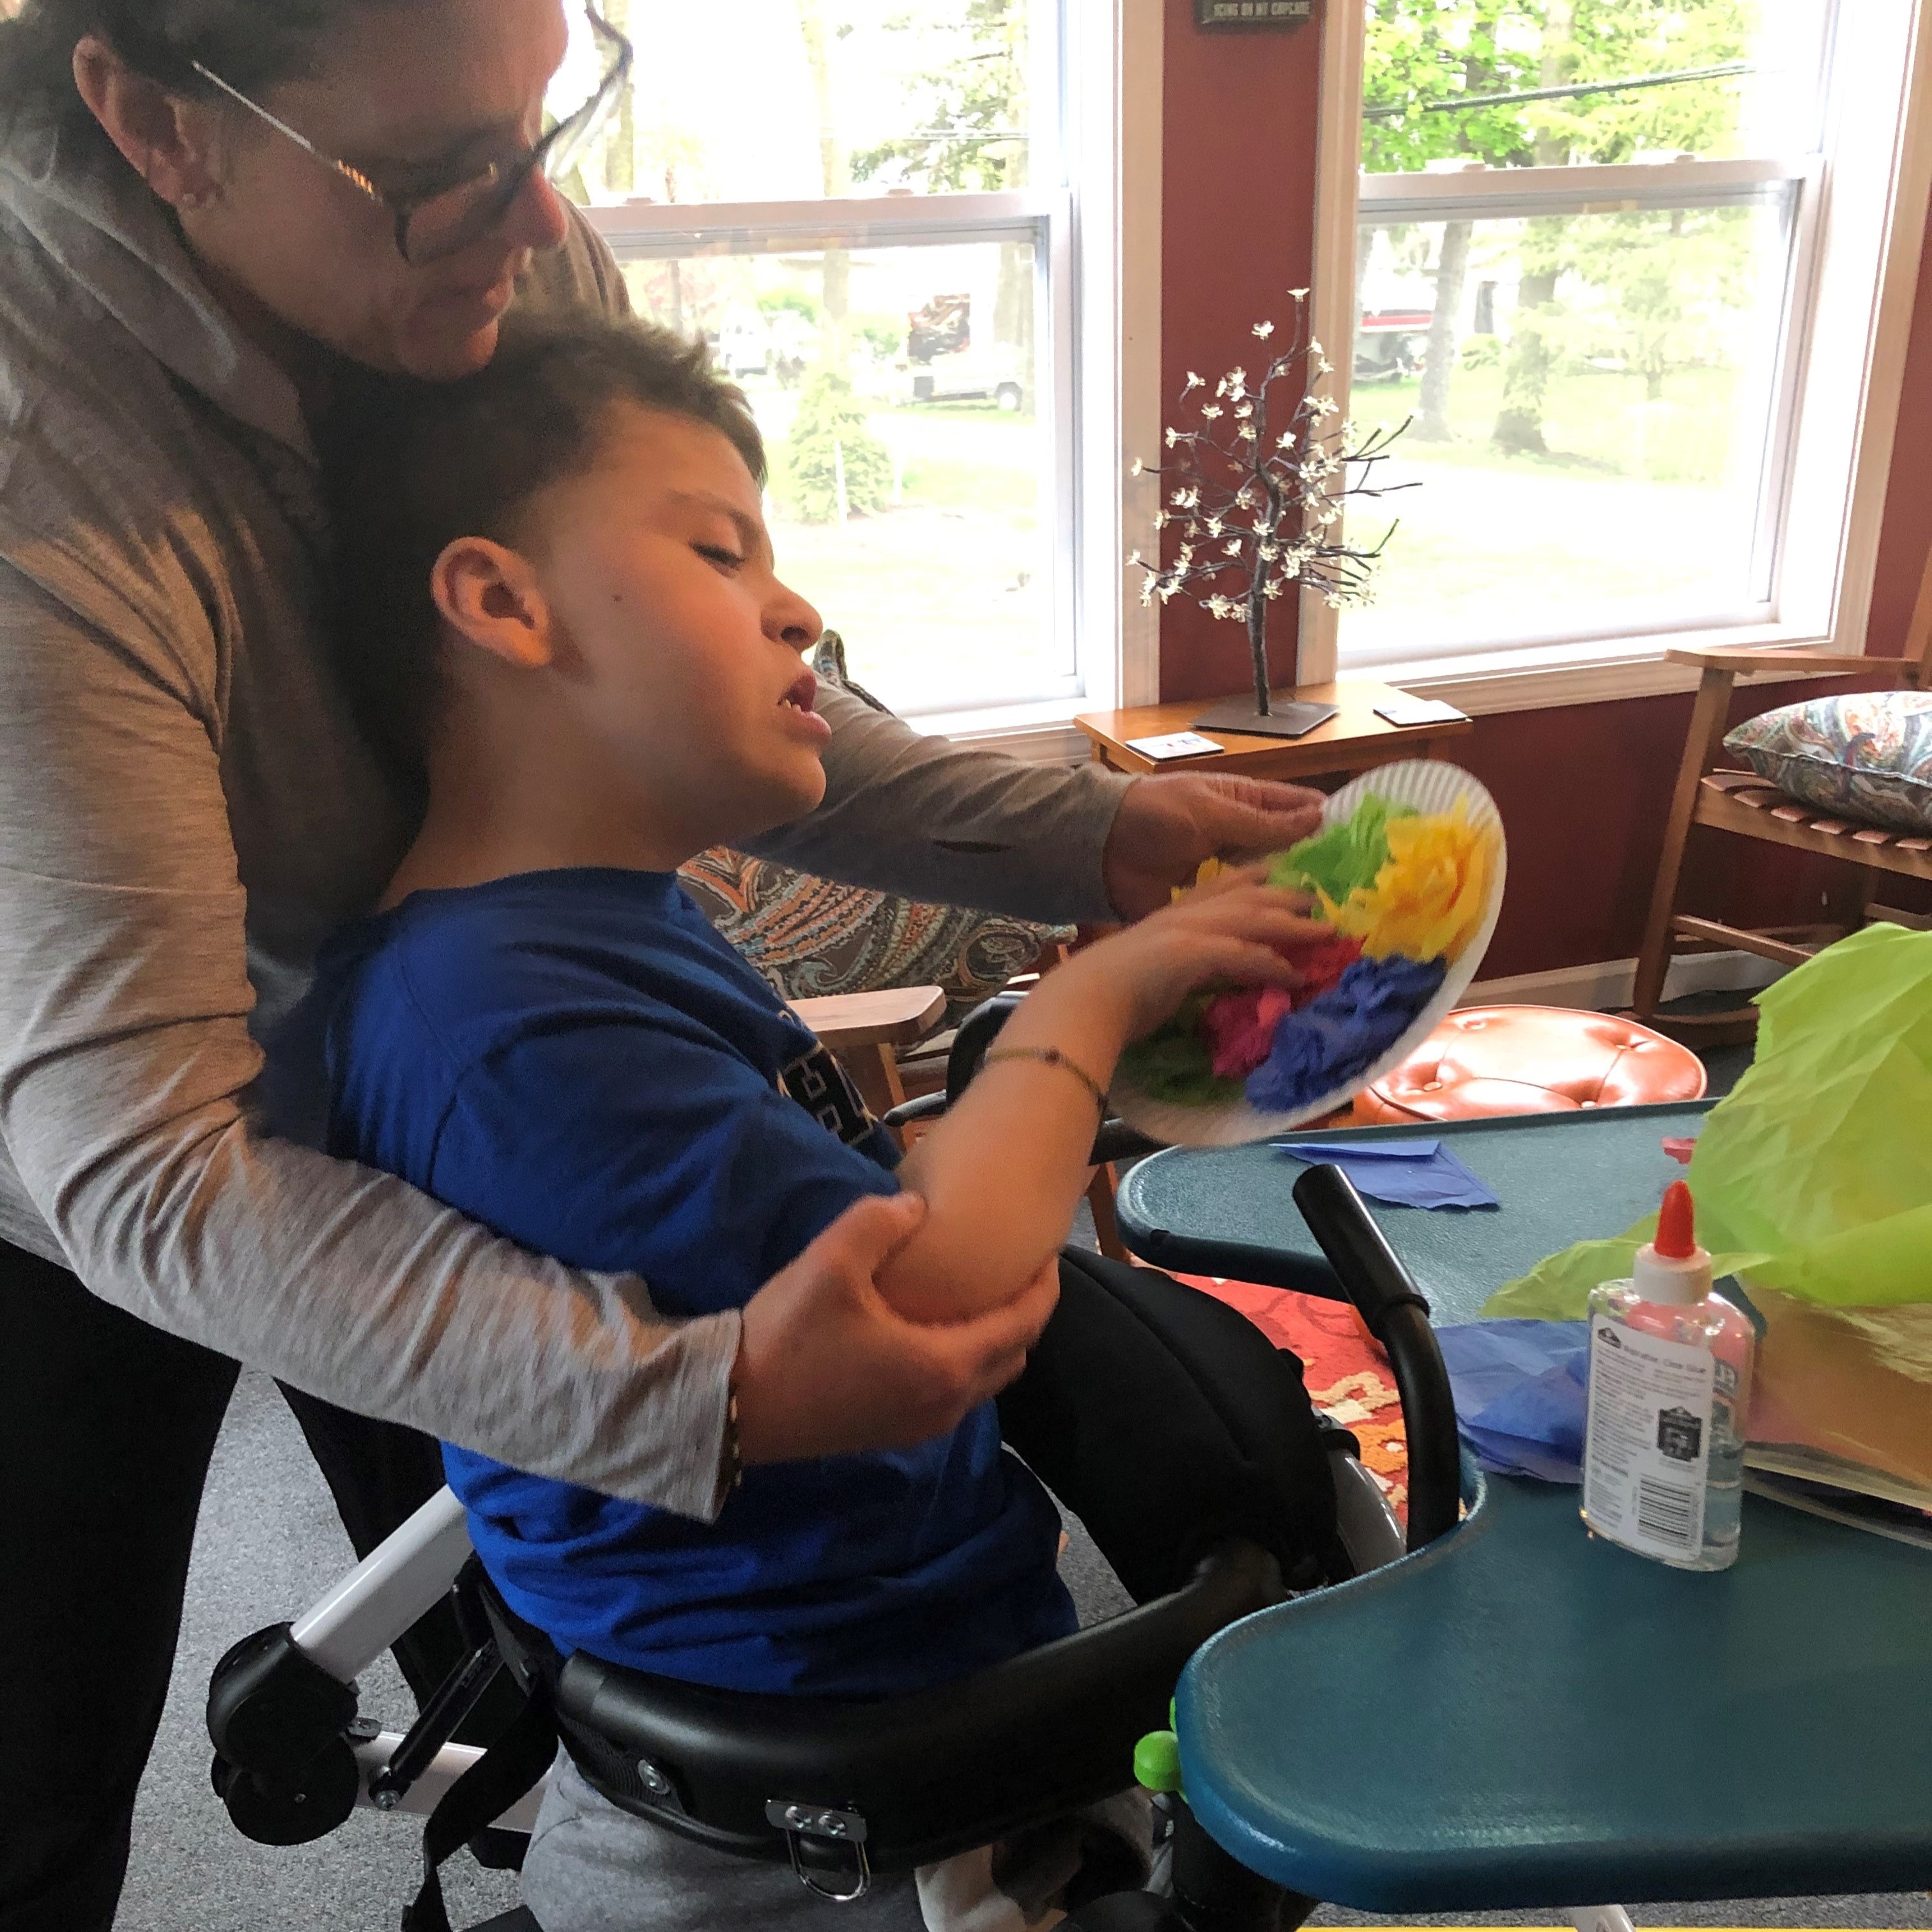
[308,317,1318,1928]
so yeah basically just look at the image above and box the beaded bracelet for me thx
[719,1390,744,1495]
[981,1044,1108,1116]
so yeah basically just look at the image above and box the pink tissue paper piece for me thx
[1283,933,1365,1005]
[1202,986,1298,1080]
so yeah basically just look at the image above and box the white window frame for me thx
[579,0,1165,760]
[1302,0,1932,717]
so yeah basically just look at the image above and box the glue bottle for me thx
[1581,1181,1754,1571]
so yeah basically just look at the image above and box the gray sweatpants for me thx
[522,1750,1154,1932]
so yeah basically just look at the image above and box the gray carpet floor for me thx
[118,1022,1925,1928]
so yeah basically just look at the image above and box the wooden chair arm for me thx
[788,986,948,1051]
[1664,645,1910,680]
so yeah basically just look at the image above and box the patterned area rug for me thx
[1177,1274,1410,1523]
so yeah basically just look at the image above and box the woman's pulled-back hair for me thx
[0,0,394,138]
[326,314,770,786]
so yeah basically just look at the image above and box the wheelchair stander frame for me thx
[207,1486,544,1841]
[204,1443,1406,1874]
[210,1154,1620,1931]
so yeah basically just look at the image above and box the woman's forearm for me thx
[744,685,1133,924]
[0,881,740,1514]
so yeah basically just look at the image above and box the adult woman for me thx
[0,2,1323,1922]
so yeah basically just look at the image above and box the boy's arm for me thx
[879,884,1324,1323]
[427,1009,903,1346]
[880,960,1135,1324]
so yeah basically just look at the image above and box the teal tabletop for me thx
[1121,1101,1932,1908]
[1177,1471,1932,1908]
[1116,1102,1715,1325]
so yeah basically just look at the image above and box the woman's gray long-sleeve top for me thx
[0,111,1131,1519]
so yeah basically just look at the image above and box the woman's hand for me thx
[1058,871,1328,1043]
[1101,773,1326,921]
[733,1193,1059,1464]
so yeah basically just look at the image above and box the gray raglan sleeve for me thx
[0,562,740,1519]
[746,686,1135,923]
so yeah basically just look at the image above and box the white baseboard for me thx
[1464,948,1785,1013]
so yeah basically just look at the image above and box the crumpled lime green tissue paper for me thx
[1484,923,1932,1319]
[1268,795,1415,903]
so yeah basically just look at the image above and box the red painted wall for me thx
[1160,8,1932,978]
[1158,0,1323,706]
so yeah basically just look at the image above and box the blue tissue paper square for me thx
[1435,1319,1591,1483]
[1273,1138,1500,1211]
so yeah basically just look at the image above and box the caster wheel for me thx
[211,1738,360,1846]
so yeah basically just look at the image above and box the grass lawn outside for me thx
[1340,361,1771,661]
[738,383,1061,715]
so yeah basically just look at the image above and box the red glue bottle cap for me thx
[1633,1180,1712,1305]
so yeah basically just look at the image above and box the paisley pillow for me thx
[677,848,1068,1024]
[1724,690,1932,836]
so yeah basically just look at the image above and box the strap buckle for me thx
[764,1798,872,1903]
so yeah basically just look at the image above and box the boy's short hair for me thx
[326,315,767,783]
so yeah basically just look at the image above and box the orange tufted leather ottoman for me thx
[1352,1004,1706,1125]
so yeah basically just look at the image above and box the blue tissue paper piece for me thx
[1273,1138,1500,1211]
[1434,1319,1590,1483]
[1244,955,1448,1114]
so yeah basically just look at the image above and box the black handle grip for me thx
[880,1091,947,1131]
[946,992,1025,1098]
[1290,1164,1462,1552]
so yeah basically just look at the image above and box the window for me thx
[553,1,1148,734]
[1315,1,1932,703]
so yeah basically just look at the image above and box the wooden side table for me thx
[1075,679,1472,781]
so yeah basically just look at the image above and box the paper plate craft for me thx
[1112,760,1506,1147]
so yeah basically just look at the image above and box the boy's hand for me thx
[733,1193,1059,1465]
[1063,873,1329,1043]
[1102,773,1325,921]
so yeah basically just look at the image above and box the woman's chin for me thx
[394,314,503,383]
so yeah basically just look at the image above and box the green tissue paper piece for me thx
[1119,1021,1241,1105]
[1483,923,1932,1317]
[1268,793,1417,903]
[1482,1217,1766,1321]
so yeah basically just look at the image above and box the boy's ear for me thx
[430,537,556,670]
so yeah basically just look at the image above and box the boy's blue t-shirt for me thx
[305,868,1074,1697]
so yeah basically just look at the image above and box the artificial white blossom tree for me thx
[1131,291,1409,717]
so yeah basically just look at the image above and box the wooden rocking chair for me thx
[1630,556,1932,1040]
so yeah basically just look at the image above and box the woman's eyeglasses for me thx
[189,8,633,265]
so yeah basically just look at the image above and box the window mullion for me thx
[1358,155,1810,228]
[581,191,1054,258]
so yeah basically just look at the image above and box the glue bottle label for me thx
[1582,1319,1713,1561]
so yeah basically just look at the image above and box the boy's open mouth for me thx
[778,667,831,744]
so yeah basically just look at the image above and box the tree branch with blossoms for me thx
[1130,289,1412,717]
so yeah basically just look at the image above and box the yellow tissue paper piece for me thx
[1319,802,1496,963]
[1173,855,1234,903]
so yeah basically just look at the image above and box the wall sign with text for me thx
[1195,0,1314,26]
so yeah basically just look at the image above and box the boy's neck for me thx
[381,742,700,910]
